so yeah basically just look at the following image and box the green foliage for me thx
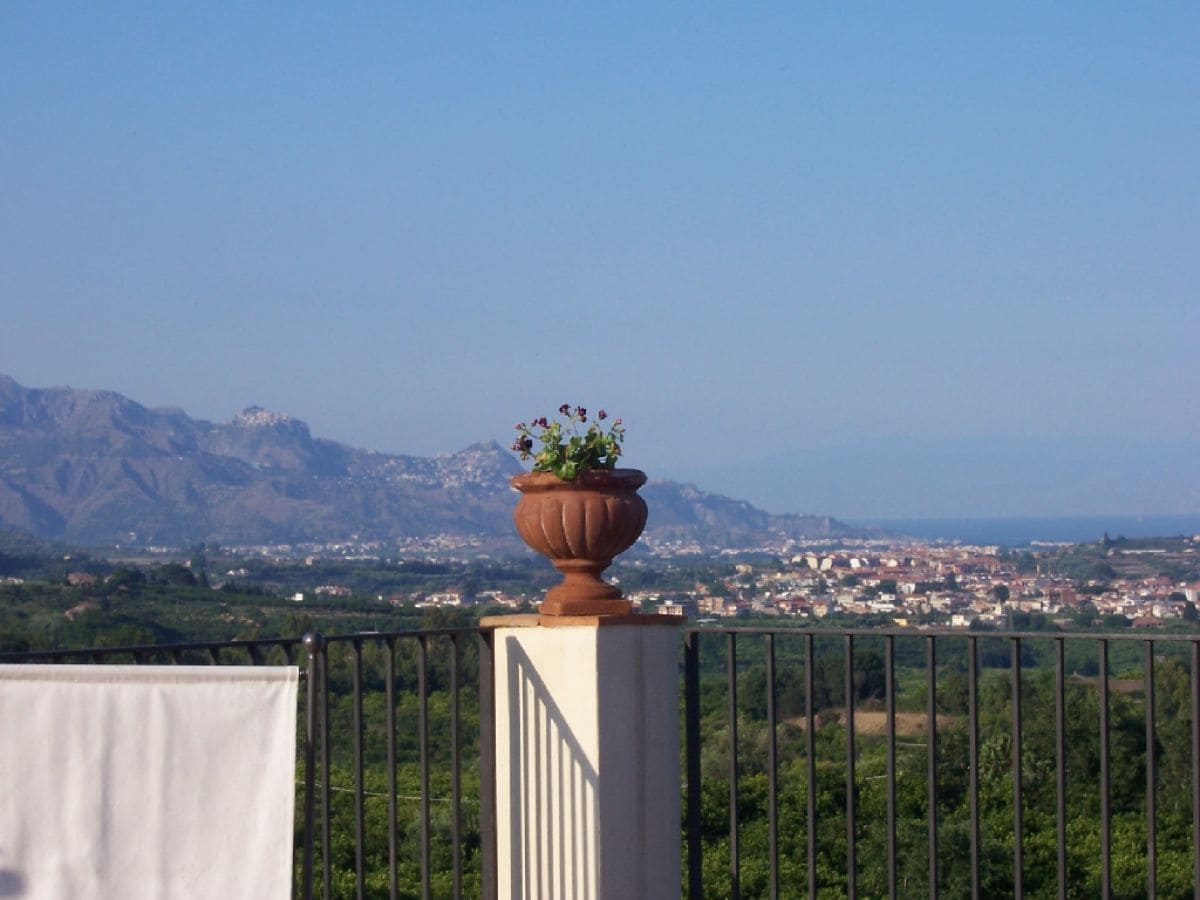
[512,405,625,479]
[154,562,198,586]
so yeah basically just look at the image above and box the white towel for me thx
[0,664,299,899]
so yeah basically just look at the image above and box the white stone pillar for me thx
[487,614,681,900]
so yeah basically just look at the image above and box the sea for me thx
[845,514,1200,547]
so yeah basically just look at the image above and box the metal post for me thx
[806,632,817,899]
[301,632,325,900]
[845,634,856,898]
[685,630,703,900]
[1012,637,1023,898]
[727,631,740,900]
[969,636,980,900]
[478,630,497,900]
[927,636,938,899]
[766,633,779,900]
[1055,639,1066,900]
[886,635,897,900]
[352,639,365,900]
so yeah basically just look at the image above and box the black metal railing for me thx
[1,628,498,900]
[11,623,1200,897]
[682,626,1200,900]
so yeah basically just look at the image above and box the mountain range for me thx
[0,375,862,549]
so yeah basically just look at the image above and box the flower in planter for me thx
[511,405,626,480]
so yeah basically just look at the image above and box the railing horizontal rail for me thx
[0,626,489,664]
[687,623,1200,642]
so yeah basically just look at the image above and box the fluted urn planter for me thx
[510,468,648,616]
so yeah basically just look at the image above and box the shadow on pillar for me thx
[505,638,600,900]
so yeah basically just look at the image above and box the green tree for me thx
[155,563,197,587]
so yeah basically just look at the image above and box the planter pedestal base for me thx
[538,567,633,617]
[539,597,633,617]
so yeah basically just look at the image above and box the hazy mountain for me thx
[0,375,864,548]
[640,481,855,546]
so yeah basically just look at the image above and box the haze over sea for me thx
[848,515,1200,548]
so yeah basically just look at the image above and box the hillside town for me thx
[635,537,1200,628]
[7,524,1198,633]
[339,534,1200,631]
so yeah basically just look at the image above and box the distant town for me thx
[632,535,1200,629]
[61,530,1197,632]
[3,522,1199,653]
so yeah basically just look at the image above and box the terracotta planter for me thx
[510,468,648,616]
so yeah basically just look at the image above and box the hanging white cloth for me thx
[0,664,299,900]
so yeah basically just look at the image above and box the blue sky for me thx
[2,5,1197,517]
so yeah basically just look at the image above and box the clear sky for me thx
[2,5,1197,517]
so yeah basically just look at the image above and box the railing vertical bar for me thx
[727,631,741,900]
[766,633,779,900]
[301,633,323,900]
[352,639,366,900]
[1055,638,1067,900]
[805,632,817,899]
[320,644,331,900]
[1012,637,1023,898]
[1192,640,1200,900]
[451,634,463,899]
[478,630,497,900]
[969,635,980,900]
[845,633,857,899]
[685,630,703,900]
[418,635,431,900]
[927,635,938,900]
[1100,639,1111,900]
[386,639,398,900]
[384,643,398,900]
[886,634,897,900]
[1145,641,1157,899]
